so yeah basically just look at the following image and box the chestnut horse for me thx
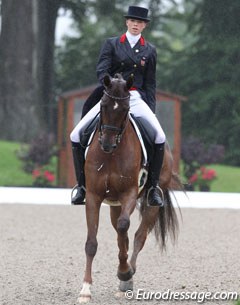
[78,74,182,303]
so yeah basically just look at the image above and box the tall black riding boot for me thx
[147,143,165,206]
[71,142,86,205]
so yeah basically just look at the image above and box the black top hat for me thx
[124,6,150,22]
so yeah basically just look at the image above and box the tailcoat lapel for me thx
[120,33,146,63]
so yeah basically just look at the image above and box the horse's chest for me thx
[87,157,134,188]
[86,138,144,203]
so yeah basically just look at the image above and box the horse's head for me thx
[99,74,133,153]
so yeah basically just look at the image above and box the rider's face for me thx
[126,19,147,35]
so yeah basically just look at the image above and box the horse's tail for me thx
[139,171,184,250]
[170,171,185,192]
[153,171,184,249]
[157,189,179,249]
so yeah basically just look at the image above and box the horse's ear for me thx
[103,74,112,88]
[126,75,134,90]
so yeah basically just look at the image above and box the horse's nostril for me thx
[101,142,117,153]
[102,144,111,153]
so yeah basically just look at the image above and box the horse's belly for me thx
[104,199,121,206]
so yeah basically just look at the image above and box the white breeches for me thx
[70,91,166,144]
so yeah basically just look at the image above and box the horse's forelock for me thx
[110,79,127,97]
[113,73,124,81]
[105,74,129,100]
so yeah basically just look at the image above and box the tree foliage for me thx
[0,0,87,141]
[159,0,240,165]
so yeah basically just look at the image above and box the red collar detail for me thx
[140,36,145,46]
[120,33,145,46]
[120,33,127,43]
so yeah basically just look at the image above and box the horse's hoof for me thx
[78,282,91,303]
[130,264,136,275]
[119,278,133,292]
[78,295,91,303]
[117,268,133,281]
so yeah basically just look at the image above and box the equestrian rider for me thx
[70,5,166,206]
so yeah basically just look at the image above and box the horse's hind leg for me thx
[78,195,101,304]
[110,206,134,292]
[130,206,159,274]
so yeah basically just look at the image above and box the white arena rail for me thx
[0,187,240,209]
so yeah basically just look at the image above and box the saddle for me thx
[129,114,155,164]
[79,114,155,164]
[79,116,99,147]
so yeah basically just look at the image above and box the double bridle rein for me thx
[99,90,130,147]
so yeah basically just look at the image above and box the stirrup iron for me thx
[146,185,164,207]
[71,184,86,201]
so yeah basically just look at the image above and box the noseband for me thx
[99,90,130,147]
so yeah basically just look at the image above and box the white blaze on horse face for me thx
[113,101,119,110]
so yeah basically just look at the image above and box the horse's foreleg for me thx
[112,197,137,279]
[110,205,134,293]
[130,206,159,274]
[78,195,101,304]
[110,206,130,277]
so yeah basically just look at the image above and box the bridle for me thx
[98,90,130,147]
[103,90,130,101]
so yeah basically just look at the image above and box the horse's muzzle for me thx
[101,142,117,153]
[99,131,120,153]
